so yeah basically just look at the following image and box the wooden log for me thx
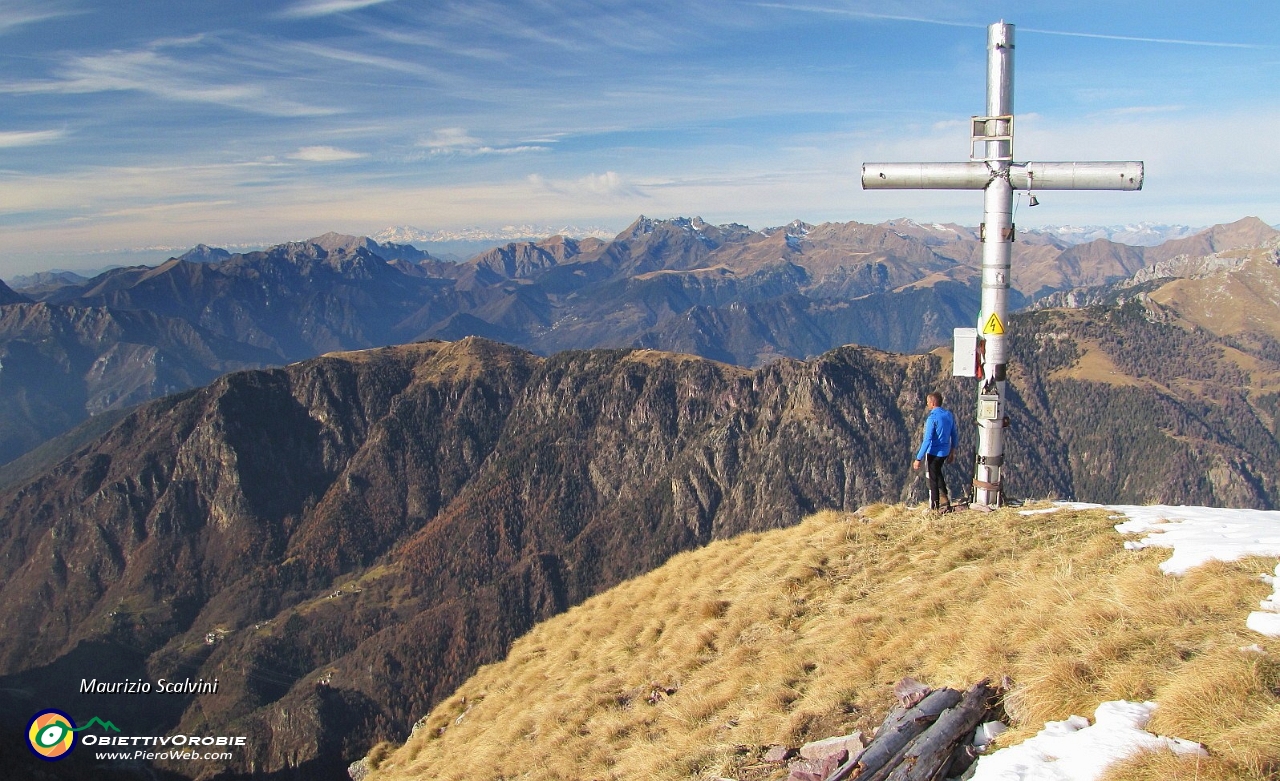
[883,681,995,781]
[943,743,979,781]
[870,688,949,742]
[826,688,962,781]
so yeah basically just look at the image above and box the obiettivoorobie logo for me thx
[26,710,120,761]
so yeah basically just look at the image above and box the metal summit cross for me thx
[862,21,1143,509]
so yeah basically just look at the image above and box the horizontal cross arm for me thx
[1016,161,1143,191]
[862,161,1143,191]
[862,162,992,190]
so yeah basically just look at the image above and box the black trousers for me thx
[925,454,950,509]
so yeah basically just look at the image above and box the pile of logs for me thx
[758,678,1004,781]
[822,678,999,781]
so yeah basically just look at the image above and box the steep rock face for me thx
[0,278,30,304]
[0,303,277,465]
[283,232,436,265]
[45,243,441,360]
[462,236,583,285]
[592,216,755,278]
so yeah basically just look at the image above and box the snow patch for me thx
[1025,503,1280,637]
[970,701,1205,781]
[1090,504,1280,575]
[1248,562,1280,637]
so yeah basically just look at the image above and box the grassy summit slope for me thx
[368,504,1280,781]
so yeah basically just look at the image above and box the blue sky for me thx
[1,1,1278,273]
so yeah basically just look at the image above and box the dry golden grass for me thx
[619,348,751,374]
[1151,256,1280,345]
[368,504,1280,781]
[320,341,444,362]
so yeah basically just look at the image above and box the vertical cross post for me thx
[976,22,1014,509]
[861,21,1143,508]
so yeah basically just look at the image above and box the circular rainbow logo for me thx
[27,710,77,760]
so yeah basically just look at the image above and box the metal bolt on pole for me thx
[861,21,1143,508]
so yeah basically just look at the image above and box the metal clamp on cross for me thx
[861,21,1143,509]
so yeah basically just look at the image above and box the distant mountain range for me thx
[0,215,1276,469]
[373,222,1206,247]
[1023,222,1202,246]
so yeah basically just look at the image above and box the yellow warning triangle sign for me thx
[982,312,1005,335]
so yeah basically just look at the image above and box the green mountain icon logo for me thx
[71,717,121,733]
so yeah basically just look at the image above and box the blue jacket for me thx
[915,407,958,460]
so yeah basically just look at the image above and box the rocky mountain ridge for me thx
[1,215,1275,473]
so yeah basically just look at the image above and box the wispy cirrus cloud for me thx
[756,3,1268,49]
[528,171,646,199]
[351,22,511,62]
[97,199,239,219]
[752,3,984,30]
[275,40,449,79]
[0,159,287,219]
[281,0,399,19]
[0,42,338,117]
[288,145,368,162]
[0,2,80,35]
[1020,26,1269,50]
[419,128,548,156]
[0,128,67,147]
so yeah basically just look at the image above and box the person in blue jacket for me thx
[913,391,958,512]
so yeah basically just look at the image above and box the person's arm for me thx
[946,411,959,461]
[914,415,934,462]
